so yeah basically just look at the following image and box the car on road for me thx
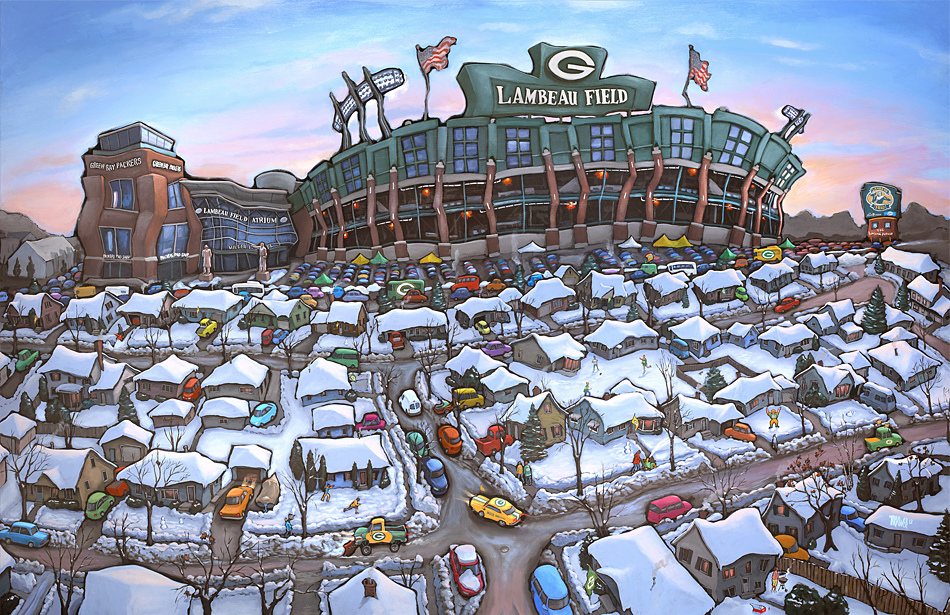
[482,341,511,357]
[774,297,800,313]
[865,425,902,452]
[399,390,422,416]
[840,505,866,532]
[646,495,692,524]
[450,544,485,598]
[250,401,278,427]
[485,279,506,293]
[776,534,810,561]
[437,425,462,456]
[85,492,116,520]
[0,522,49,548]
[197,318,218,338]
[724,422,756,442]
[271,329,290,346]
[406,431,429,458]
[106,473,130,498]
[450,287,473,301]
[341,289,369,302]
[327,347,359,371]
[220,483,254,519]
[422,456,449,497]
[474,320,491,336]
[469,495,523,527]
[15,349,39,372]
[734,286,749,301]
[530,565,571,614]
[402,289,428,305]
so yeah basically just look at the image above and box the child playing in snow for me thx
[584,382,591,396]
[591,356,600,374]
[516,461,524,483]
[344,498,361,514]
[632,451,642,472]
[284,515,294,537]
[640,355,650,375]
[523,464,533,486]
[766,406,780,429]
[321,484,332,502]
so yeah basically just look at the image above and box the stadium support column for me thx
[571,149,591,247]
[483,159,500,257]
[642,146,664,239]
[433,162,451,259]
[752,177,774,247]
[366,174,380,251]
[777,190,787,238]
[614,150,637,241]
[389,167,409,261]
[730,164,759,246]
[331,189,345,261]
[687,152,713,243]
[313,199,329,261]
[543,150,560,249]
[291,204,315,259]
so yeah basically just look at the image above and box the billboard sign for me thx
[861,182,902,219]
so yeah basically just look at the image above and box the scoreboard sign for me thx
[861,182,902,219]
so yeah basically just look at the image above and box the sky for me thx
[0,0,948,235]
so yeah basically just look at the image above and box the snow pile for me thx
[837,252,871,267]
[776,432,827,456]
[746,405,813,443]
[94,535,212,563]
[102,501,211,544]
[561,538,601,614]
[725,448,772,467]
[33,506,84,533]
[687,432,756,460]
[476,457,530,508]
[746,281,814,305]
[385,402,442,517]
[433,554,457,615]
[500,437,643,491]
[239,532,346,558]
[812,400,885,433]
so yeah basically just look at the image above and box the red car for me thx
[647,495,692,524]
[449,544,485,598]
[402,289,428,304]
[774,297,800,313]
[106,468,130,497]
[261,328,274,345]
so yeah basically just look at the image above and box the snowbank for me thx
[687,432,756,460]
[812,400,885,434]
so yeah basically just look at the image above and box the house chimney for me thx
[362,577,377,599]
[95,339,104,371]
[894,347,898,356]
[817,360,823,367]
[695,391,702,399]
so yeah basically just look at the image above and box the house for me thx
[228,444,272,483]
[244,298,312,331]
[672,508,782,602]
[724,322,758,348]
[643,272,687,307]
[802,311,838,337]
[762,474,843,546]
[881,327,918,349]
[758,323,817,358]
[116,291,178,328]
[554,264,580,287]
[868,341,938,391]
[584,320,658,360]
[499,391,565,444]
[867,456,941,505]
[0,546,12,598]
[837,321,865,344]
[799,253,838,275]
[481,367,529,405]
[511,332,587,373]
[172,290,244,324]
[817,299,856,326]
[326,301,368,337]
[327,567,419,615]
[79,565,188,615]
[147,399,196,428]
[576,271,633,310]
[37,346,103,409]
[312,403,357,438]
[377,307,448,341]
[198,397,250,430]
[444,345,506,379]
[671,394,743,438]
[453,297,511,329]
[608,379,658,405]
[297,358,353,406]
[521,277,575,318]
[6,236,75,280]
[715,372,797,416]
[132,355,198,401]
[299,434,391,489]
[201,355,270,401]
[0,413,36,455]
[99,420,153,465]
[6,292,64,330]
[866,506,942,555]
[693,269,746,304]
[62,292,121,335]
[27,447,114,507]
[794,364,865,403]
[589,526,715,615]
[567,392,662,444]
[670,317,721,358]
[748,262,795,294]
[880,247,940,283]
[87,357,136,407]
[838,350,872,378]
[118,450,227,507]
[908,276,950,325]
[0,353,11,390]
[780,256,800,278]
[0,447,8,491]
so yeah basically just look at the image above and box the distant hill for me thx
[0,210,50,241]
[783,202,949,242]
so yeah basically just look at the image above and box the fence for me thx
[778,557,950,615]
[36,421,107,440]
[677,355,758,392]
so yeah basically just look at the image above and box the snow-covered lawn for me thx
[311,331,392,354]
[56,315,125,347]
[914,438,950,457]
[711,597,783,614]
[812,400,885,434]
[865,367,941,417]
[705,342,800,381]
[0,362,44,418]
[633,287,747,322]
[103,500,211,543]
[747,281,814,305]
[934,323,950,344]
[0,327,58,342]
[687,432,757,459]
[799,272,842,290]
[500,437,643,491]
[759,571,898,615]
[154,418,202,452]
[901,475,949,514]
[74,404,118,428]
[458,403,508,439]
[746,405,813,443]
[636,430,703,467]
[551,305,628,326]
[34,506,84,532]
[119,322,200,349]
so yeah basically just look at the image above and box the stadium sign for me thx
[457,43,656,118]
[860,182,902,220]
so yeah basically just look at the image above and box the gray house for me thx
[868,341,939,392]
[171,290,245,324]
[866,506,942,555]
[228,444,272,484]
[758,324,817,358]
[512,333,586,374]
[748,262,795,294]
[452,297,511,330]
[693,269,746,304]
[312,403,357,438]
[724,322,758,348]
[116,291,178,328]
[201,355,270,401]
[521,278,575,318]
[62,291,121,335]
[132,355,199,401]
[670,317,721,359]
[761,475,843,546]
[794,364,864,404]
[584,320,658,360]
[867,456,941,505]
[643,272,687,307]
[89,360,137,406]
[715,372,798,416]
[799,253,837,275]
[98,420,153,465]
[299,434,391,490]
[671,394,743,439]
[565,392,662,445]
[297,358,353,407]
[37,346,104,409]
[198,397,251,430]
[481,367,529,405]
[118,450,228,508]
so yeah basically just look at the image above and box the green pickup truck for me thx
[351,517,410,555]
[865,425,903,452]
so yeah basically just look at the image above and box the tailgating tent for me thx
[420,253,442,264]
[778,238,795,249]
[619,237,642,249]
[653,234,693,248]
[370,251,388,264]
[351,254,370,265]
[719,247,738,261]
[313,273,333,285]
[518,241,546,253]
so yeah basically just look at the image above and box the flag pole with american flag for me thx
[682,44,711,107]
[416,36,457,121]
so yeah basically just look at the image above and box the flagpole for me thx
[681,77,692,108]
[416,44,431,121]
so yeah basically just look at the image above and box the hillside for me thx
[783,202,949,242]
[0,210,50,240]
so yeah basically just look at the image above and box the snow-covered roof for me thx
[0,546,12,574]
[799,364,865,391]
[147,399,194,419]
[89,361,135,392]
[881,247,939,274]
[0,413,36,439]
[671,316,720,343]
[803,312,836,331]
[645,271,687,295]
[748,261,795,282]
[584,320,657,348]
[590,527,714,615]
[821,299,855,322]
[328,566,418,615]
[838,321,863,335]
[312,402,356,431]
[300,434,390,474]
[554,265,578,279]
[263,289,288,301]
[481,367,528,392]
[584,392,661,426]
[881,327,917,344]
[311,310,329,324]
[726,322,756,338]
[781,256,799,270]
[377,307,447,332]
[29,447,99,490]
[99,420,152,447]
[933,295,950,318]
[453,297,511,321]
[9,292,62,316]
[693,268,746,293]
[80,565,187,615]
[518,241,546,253]
[760,322,815,346]
[445,345,506,375]
[501,391,560,424]
[198,397,250,419]
[868,341,935,380]
[521,277,575,308]
[775,474,843,520]
[716,372,797,404]
[838,350,871,370]
[171,289,243,311]
[0,353,9,373]
[37,346,99,378]
[297,358,352,398]
[608,379,658,405]
[867,506,942,537]
[675,394,742,423]
[801,252,837,268]
[871,456,941,482]
[132,355,197,385]
[63,292,118,320]
[227,444,272,470]
[118,450,227,487]
[908,276,941,303]
[202,354,269,388]
[673,507,782,566]
[254,298,304,318]
[582,271,632,298]
[327,300,366,324]
[521,332,587,362]
[497,287,523,304]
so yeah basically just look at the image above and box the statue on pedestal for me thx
[258,242,268,273]
[202,244,212,276]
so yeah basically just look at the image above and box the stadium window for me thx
[719,124,753,166]
[100,227,132,257]
[589,124,616,161]
[314,170,332,204]
[670,117,694,159]
[452,127,480,173]
[110,179,135,210]
[402,133,429,178]
[167,182,184,209]
[776,162,796,189]
[505,128,533,168]
[341,155,363,192]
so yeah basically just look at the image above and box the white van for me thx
[859,382,896,413]
[399,389,422,416]
[664,261,698,277]
[232,281,265,298]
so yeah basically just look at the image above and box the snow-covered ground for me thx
[914,438,950,457]
[755,571,899,615]
[687,432,757,459]
[102,500,211,543]
[747,281,814,305]
[0,327,58,342]
[551,305,629,326]
[633,285,748,322]
[746,405,813,443]
[799,271,842,290]
[934,323,950,344]
[500,436,643,491]
[684,364,740,388]
[704,343,801,381]
[56,315,125,347]
[33,506,84,532]
[636,430,703,467]
[74,404,119,428]
[0,362,44,419]
[118,322,200,350]
[901,475,949,514]
[811,400,885,434]
[458,403,508,439]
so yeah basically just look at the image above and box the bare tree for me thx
[903,453,938,513]
[174,535,248,615]
[143,325,164,366]
[217,321,233,364]
[657,357,681,471]
[831,276,841,302]
[830,432,863,491]
[416,327,441,394]
[510,296,527,339]
[850,546,881,615]
[698,464,748,518]
[123,450,188,545]
[445,320,463,360]
[882,559,930,615]
[376,364,398,405]
[66,317,83,351]
[364,317,377,355]
[394,554,424,589]
[274,330,297,373]
[60,407,79,449]
[8,442,49,521]
[915,357,940,415]
[105,511,135,564]
[785,450,841,552]
[280,471,315,539]
[570,468,621,538]
[43,526,94,615]
[565,402,591,497]
[241,547,296,615]
[160,424,190,453]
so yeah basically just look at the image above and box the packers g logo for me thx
[866,186,894,212]
[547,50,596,81]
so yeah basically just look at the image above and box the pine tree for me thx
[861,286,888,335]
[874,253,885,275]
[928,510,950,582]
[705,366,728,402]
[12,260,20,278]
[580,254,598,277]
[289,440,305,481]
[625,303,641,322]
[25,258,35,282]
[117,389,138,425]
[856,466,871,501]
[803,382,828,408]
[795,353,816,377]
[19,393,34,421]
[37,377,49,403]
[45,398,63,424]
[429,286,446,311]
[366,459,374,487]
[305,452,318,493]
[886,474,904,507]
[377,291,395,314]
[350,462,360,488]
[896,279,910,311]
[379,468,391,488]
[520,406,548,463]
[785,584,823,615]
[317,455,327,491]
[821,587,849,615]
[512,266,526,293]
[681,289,690,309]
[28,279,39,294]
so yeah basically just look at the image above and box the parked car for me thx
[106,475,130,497]
[437,425,462,456]
[646,495,692,524]
[452,388,484,409]
[402,289,428,304]
[451,287,473,301]
[734,286,749,301]
[181,377,202,402]
[469,495,523,527]
[530,565,572,614]
[474,320,491,336]
[342,290,369,302]
[327,347,359,371]
[482,341,511,357]
[774,297,800,313]
[250,401,278,427]
[0,522,49,548]
[399,390,422,416]
[422,456,449,497]
[197,318,218,338]
[14,349,39,372]
[85,492,116,520]
[776,534,810,561]
[387,331,406,351]
[450,544,485,598]
[724,422,756,442]
[271,329,290,345]
[406,431,429,458]
[840,505,866,532]
[261,328,274,345]
[485,279,506,293]
[220,483,254,519]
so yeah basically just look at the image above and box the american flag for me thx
[417,36,457,75]
[688,45,711,91]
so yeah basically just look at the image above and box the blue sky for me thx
[1,0,947,233]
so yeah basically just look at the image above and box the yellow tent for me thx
[652,234,693,248]
[352,254,370,265]
[420,253,442,264]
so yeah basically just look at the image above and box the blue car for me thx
[840,505,866,532]
[0,522,50,548]
[669,338,691,359]
[287,287,304,299]
[331,286,346,299]
[531,565,572,614]
[450,287,473,301]
[250,402,278,427]
[423,457,449,497]
[0,291,8,302]
[271,329,290,345]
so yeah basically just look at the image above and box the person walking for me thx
[516,461,524,483]
[640,354,649,376]
[584,382,591,396]
[771,434,778,451]
[591,356,600,374]
[523,463,533,487]
[632,451,642,472]
[284,516,293,537]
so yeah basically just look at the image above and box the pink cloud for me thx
[2,180,83,235]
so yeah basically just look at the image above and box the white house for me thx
[132,355,198,401]
[297,358,353,406]
[670,317,721,358]
[715,372,798,416]
[759,323,817,358]
[608,379,658,405]
[172,289,244,324]
[584,319,659,360]
[521,277,575,318]
[881,327,918,348]
[62,291,121,334]
[880,247,940,283]
[327,567,419,615]
[838,350,872,378]
[868,341,938,391]
[445,345,506,378]
[312,403,357,438]
[7,236,75,280]
[724,322,758,348]
[299,434,391,490]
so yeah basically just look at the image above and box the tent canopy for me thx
[420,253,442,264]
[351,254,370,265]
[719,247,738,260]
[313,273,333,285]
[369,251,388,264]
[619,237,642,249]
[778,238,795,249]
[518,241,546,253]
[652,234,693,248]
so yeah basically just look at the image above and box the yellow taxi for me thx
[775,534,810,561]
[469,495,524,527]
[300,294,319,308]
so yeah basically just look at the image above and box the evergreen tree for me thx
[27,308,37,329]
[811,335,820,351]
[520,406,548,463]
[856,466,871,501]
[886,474,904,507]
[11,260,20,278]
[366,459,374,487]
[37,377,49,403]
[803,382,828,408]
[785,584,823,615]
[681,289,690,309]
[896,279,910,311]
[379,468,391,488]
[512,266,526,293]
[84,314,94,335]
[350,462,360,488]
[377,291,395,314]
[821,586,849,615]
[289,440,305,481]
[19,393,34,421]
[861,286,888,335]
[27,279,39,294]
[927,510,950,582]
[117,389,138,425]
[429,286,446,311]
[704,366,728,402]
[874,253,885,275]
[795,353,817,377]
[580,254,598,277]
[625,302,641,322]
[25,258,35,282]
[317,455,327,491]
[45,398,63,424]
[305,452,318,493]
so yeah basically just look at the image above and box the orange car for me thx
[734,257,749,269]
[220,484,254,519]
[724,422,756,442]
[182,378,201,402]
[438,425,462,456]
[484,279,506,293]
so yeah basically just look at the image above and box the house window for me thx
[536,356,542,365]
[101,471,107,482]
[760,559,770,572]
[913,537,926,547]
[341,155,363,192]
[543,403,552,414]
[670,117,694,159]
[679,547,694,564]
[402,133,429,178]
[219,419,228,424]
[563,358,580,371]
[723,567,736,580]
[773,504,788,517]
[51,373,61,382]
[695,557,712,576]
[745,561,752,574]
[872,478,880,487]
[91,457,96,468]
[110,179,135,210]
[84,480,90,491]
[240,387,253,393]
[453,127,480,173]
[834,384,850,397]
[505,128,532,168]
[589,125,615,161]
[724,587,738,598]
[884,481,892,489]
[553,299,563,308]
[162,489,178,500]
[551,425,563,437]
[873,528,883,538]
